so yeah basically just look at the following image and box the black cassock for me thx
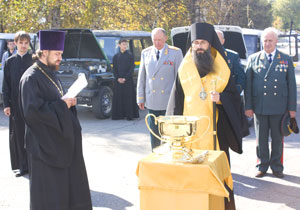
[2,53,33,171]
[19,60,92,210]
[111,50,139,120]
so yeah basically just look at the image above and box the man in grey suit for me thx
[244,27,297,178]
[137,28,183,151]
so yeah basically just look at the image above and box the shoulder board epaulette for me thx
[168,45,180,51]
[276,50,289,58]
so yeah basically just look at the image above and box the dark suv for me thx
[33,29,152,119]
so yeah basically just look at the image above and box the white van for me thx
[171,25,248,67]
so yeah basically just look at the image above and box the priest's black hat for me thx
[191,22,216,44]
[280,112,299,136]
[39,30,66,51]
[187,22,226,60]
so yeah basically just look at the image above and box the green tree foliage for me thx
[0,0,275,33]
[0,0,190,32]
[221,0,273,29]
[273,0,300,30]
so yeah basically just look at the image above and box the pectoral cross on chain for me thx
[199,88,207,100]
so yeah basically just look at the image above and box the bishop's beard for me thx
[192,48,213,77]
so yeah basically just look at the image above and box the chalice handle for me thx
[145,113,165,142]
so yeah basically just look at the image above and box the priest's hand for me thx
[71,97,77,107]
[4,107,10,116]
[138,103,145,110]
[63,98,77,109]
[245,109,254,118]
[210,91,220,102]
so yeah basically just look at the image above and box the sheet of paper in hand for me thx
[62,73,88,99]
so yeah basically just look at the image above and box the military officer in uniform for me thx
[216,30,245,94]
[244,27,297,178]
[137,28,183,151]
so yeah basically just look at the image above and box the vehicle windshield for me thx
[244,35,259,56]
[96,37,119,62]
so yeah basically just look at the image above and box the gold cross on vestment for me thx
[185,71,195,87]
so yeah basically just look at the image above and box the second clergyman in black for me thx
[2,31,33,177]
[111,39,139,120]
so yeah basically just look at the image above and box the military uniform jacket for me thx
[244,50,297,115]
[136,44,183,110]
[225,49,245,94]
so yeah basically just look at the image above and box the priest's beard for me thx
[46,56,60,71]
[192,48,213,77]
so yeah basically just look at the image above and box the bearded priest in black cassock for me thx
[166,22,244,210]
[19,30,92,210]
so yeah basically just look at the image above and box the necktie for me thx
[156,50,160,61]
[268,54,272,63]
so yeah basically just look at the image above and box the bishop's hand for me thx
[210,91,220,102]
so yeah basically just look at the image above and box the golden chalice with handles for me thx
[145,114,210,163]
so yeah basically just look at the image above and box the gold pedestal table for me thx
[136,150,232,210]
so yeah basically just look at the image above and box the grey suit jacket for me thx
[137,44,183,110]
[244,50,297,115]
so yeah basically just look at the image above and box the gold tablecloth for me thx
[136,150,233,210]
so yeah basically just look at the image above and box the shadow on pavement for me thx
[90,190,133,210]
[282,173,300,185]
[232,173,300,209]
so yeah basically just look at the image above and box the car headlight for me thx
[88,65,98,72]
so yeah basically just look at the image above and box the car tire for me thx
[92,86,113,119]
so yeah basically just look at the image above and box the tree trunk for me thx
[49,6,61,28]
[185,0,208,24]
[152,0,163,29]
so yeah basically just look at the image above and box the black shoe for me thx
[15,170,28,177]
[126,117,133,121]
[272,171,284,178]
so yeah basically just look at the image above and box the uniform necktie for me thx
[156,50,160,61]
[268,54,272,63]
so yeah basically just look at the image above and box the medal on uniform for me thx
[199,88,207,100]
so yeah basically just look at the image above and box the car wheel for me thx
[92,86,113,119]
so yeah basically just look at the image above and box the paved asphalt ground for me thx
[0,71,300,210]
